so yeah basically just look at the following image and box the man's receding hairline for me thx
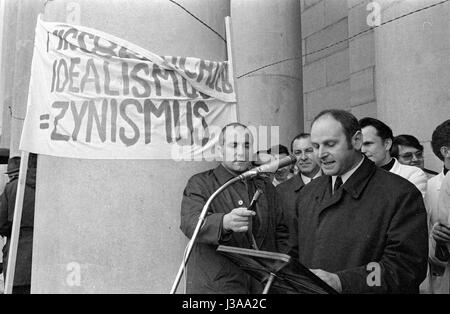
[293,137,311,147]
[293,134,311,141]
[312,113,346,132]
[311,113,360,151]
[219,124,253,145]
[361,125,385,143]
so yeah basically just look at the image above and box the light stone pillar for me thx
[29,0,303,293]
[33,0,229,293]
[231,0,303,149]
[375,0,450,171]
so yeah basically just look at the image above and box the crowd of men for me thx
[0,110,447,294]
[180,109,450,294]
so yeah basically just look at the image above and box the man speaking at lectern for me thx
[180,122,290,293]
[292,109,428,293]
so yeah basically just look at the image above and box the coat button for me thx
[238,200,243,206]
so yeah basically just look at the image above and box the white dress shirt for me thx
[331,156,365,193]
[301,170,322,185]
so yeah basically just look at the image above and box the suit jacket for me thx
[390,158,427,198]
[293,157,428,293]
[180,164,290,294]
[276,174,305,220]
[276,174,305,249]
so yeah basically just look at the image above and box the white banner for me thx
[20,15,237,160]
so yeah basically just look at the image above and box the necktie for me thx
[334,176,343,193]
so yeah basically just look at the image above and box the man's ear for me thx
[352,131,363,150]
[216,144,223,161]
[384,138,393,151]
[440,146,449,159]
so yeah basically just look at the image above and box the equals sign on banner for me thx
[40,114,50,129]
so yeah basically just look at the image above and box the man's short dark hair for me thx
[267,144,289,156]
[431,119,450,161]
[218,122,251,145]
[290,133,310,152]
[359,117,394,141]
[391,134,424,159]
[312,109,361,147]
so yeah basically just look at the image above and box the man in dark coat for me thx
[180,123,290,294]
[292,109,428,293]
[276,134,321,230]
[0,154,37,294]
[276,133,321,248]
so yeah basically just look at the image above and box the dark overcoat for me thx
[276,174,305,247]
[276,174,305,220]
[293,158,428,293]
[180,164,290,293]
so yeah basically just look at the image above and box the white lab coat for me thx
[390,158,427,198]
[422,171,450,294]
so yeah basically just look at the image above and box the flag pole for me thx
[225,16,240,122]
[4,151,29,294]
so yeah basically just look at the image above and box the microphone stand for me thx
[170,173,249,294]
[170,156,297,293]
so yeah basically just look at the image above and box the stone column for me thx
[374,0,450,171]
[33,0,229,293]
[231,0,303,148]
[9,0,45,156]
[0,0,19,150]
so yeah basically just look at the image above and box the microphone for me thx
[247,189,263,250]
[238,154,297,179]
[248,189,262,211]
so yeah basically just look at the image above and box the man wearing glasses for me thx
[392,134,438,179]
